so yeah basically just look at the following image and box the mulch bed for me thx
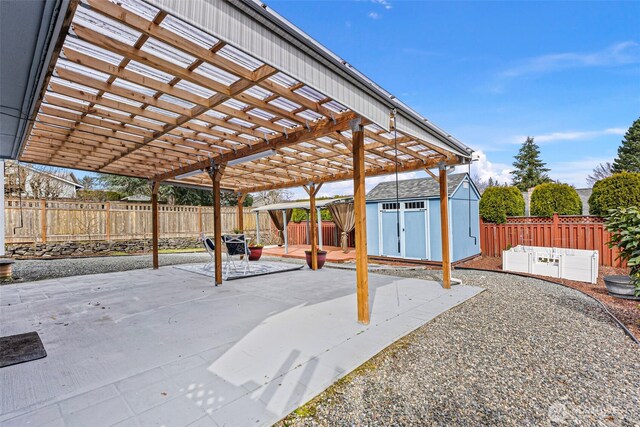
[457,255,640,339]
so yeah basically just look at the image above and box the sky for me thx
[73,0,640,199]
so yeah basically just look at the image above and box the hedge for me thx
[589,172,640,217]
[530,183,582,217]
[479,186,525,224]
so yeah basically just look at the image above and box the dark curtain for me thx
[328,201,355,252]
[267,209,293,246]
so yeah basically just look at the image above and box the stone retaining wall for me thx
[5,238,201,258]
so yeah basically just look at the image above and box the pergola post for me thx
[255,211,261,244]
[151,180,161,269]
[439,162,451,289]
[317,207,323,250]
[352,119,370,324]
[282,209,289,254]
[304,183,322,270]
[237,193,247,232]
[208,165,225,286]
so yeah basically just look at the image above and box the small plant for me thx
[232,228,242,234]
[249,243,263,248]
[605,206,640,295]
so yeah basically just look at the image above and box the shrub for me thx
[605,206,640,295]
[589,172,640,217]
[530,183,582,217]
[479,186,525,224]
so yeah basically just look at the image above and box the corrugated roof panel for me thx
[141,37,197,68]
[173,80,216,98]
[217,44,263,71]
[160,14,219,49]
[195,62,240,85]
[125,61,174,83]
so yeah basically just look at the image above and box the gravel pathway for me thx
[9,252,211,283]
[280,269,640,426]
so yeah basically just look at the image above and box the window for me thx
[382,202,399,210]
[404,201,425,210]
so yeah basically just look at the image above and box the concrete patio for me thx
[0,263,482,426]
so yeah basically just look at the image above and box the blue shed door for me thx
[380,203,401,257]
[403,202,428,259]
[379,201,428,259]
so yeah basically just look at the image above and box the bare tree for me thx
[28,166,66,199]
[586,162,613,187]
[4,161,27,196]
[255,189,293,206]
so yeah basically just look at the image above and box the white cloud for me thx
[547,157,614,188]
[367,11,381,19]
[371,0,392,10]
[502,41,640,78]
[460,150,513,184]
[512,128,625,144]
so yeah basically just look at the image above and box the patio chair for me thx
[222,234,251,279]
[200,232,215,271]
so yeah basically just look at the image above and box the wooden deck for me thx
[262,245,356,263]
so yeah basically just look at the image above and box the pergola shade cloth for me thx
[328,201,355,252]
[268,209,293,246]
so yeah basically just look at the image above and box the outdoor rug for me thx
[174,261,304,281]
[0,331,47,368]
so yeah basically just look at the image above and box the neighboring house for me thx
[120,195,152,202]
[4,161,83,199]
[522,188,592,216]
[366,173,481,263]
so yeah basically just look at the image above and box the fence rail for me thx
[480,214,623,267]
[4,198,274,244]
[286,221,355,247]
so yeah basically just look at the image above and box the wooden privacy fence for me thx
[480,214,623,267]
[4,198,273,244]
[286,221,355,247]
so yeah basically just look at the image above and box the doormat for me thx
[174,261,304,281]
[0,331,47,368]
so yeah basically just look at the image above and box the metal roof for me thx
[13,0,473,193]
[366,173,468,201]
[252,197,350,212]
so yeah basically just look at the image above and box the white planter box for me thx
[503,245,598,284]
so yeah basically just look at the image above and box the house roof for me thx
[366,173,467,201]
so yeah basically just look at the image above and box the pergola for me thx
[13,0,473,323]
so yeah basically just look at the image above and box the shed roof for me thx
[366,173,467,201]
[15,0,473,193]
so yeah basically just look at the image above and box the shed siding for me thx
[366,202,380,256]
[428,198,443,262]
[450,180,480,261]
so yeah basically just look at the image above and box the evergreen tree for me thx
[511,137,551,191]
[612,117,640,173]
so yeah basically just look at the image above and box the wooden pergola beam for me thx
[152,112,358,181]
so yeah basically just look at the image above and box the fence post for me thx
[197,206,203,234]
[40,199,47,243]
[551,213,559,247]
[105,202,111,241]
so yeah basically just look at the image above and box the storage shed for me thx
[366,173,480,263]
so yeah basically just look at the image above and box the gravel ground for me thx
[280,269,640,426]
[8,252,211,283]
